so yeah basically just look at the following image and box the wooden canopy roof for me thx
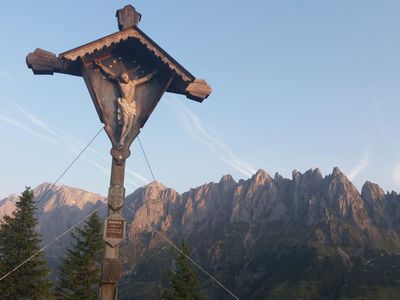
[26,5,211,102]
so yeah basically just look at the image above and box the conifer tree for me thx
[162,240,203,300]
[0,187,52,299]
[55,212,103,299]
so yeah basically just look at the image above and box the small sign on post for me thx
[104,214,126,247]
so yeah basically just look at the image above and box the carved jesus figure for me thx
[94,59,156,149]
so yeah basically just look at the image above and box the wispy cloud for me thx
[80,158,139,191]
[393,163,400,185]
[348,152,369,181]
[1,103,150,188]
[84,158,109,174]
[0,69,10,79]
[4,101,78,153]
[168,96,256,177]
[12,102,59,137]
[126,169,150,185]
[0,114,73,152]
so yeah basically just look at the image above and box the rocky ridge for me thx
[119,168,400,250]
[2,168,400,298]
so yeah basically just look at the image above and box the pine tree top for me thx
[0,187,52,299]
[55,212,103,299]
[162,240,203,300]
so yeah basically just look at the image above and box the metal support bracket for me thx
[108,184,125,211]
[101,258,121,283]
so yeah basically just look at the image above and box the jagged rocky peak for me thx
[140,181,167,197]
[361,181,385,202]
[291,168,322,179]
[0,194,19,222]
[292,169,301,180]
[33,183,104,212]
[0,193,19,204]
[219,174,236,184]
[34,182,54,195]
[313,167,323,177]
[322,167,370,227]
[218,174,237,191]
[304,167,323,179]
[291,168,322,185]
[326,167,353,186]
[0,183,105,224]
[136,181,179,205]
[332,167,343,177]
[325,167,357,192]
[145,181,166,190]
[302,168,324,184]
[251,169,271,185]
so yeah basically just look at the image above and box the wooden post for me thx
[100,159,126,299]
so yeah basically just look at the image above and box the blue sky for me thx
[1,1,400,198]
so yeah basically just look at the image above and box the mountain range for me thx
[2,168,400,299]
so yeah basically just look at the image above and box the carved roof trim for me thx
[59,27,194,82]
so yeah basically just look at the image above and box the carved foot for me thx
[111,147,131,164]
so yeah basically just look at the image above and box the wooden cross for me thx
[26,5,211,300]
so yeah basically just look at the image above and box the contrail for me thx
[0,114,75,152]
[168,96,256,177]
[84,158,138,190]
[0,69,10,79]
[393,163,400,185]
[1,104,150,187]
[12,102,79,152]
[348,152,369,181]
[126,169,150,185]
[12,102,59,137]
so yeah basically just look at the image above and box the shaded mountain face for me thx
[2,168,400,299]
[122,168,400,251]
[119,168,400,299]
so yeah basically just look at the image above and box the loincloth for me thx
[117,97,136,117]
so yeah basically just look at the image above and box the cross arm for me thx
[94,60,118,80]
[134,70,157,84]
[26,48,80,76]
[184,79,212,101]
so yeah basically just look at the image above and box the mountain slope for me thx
[2,168,400,298]
[0,183,106,279]
[118,168,400,299]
